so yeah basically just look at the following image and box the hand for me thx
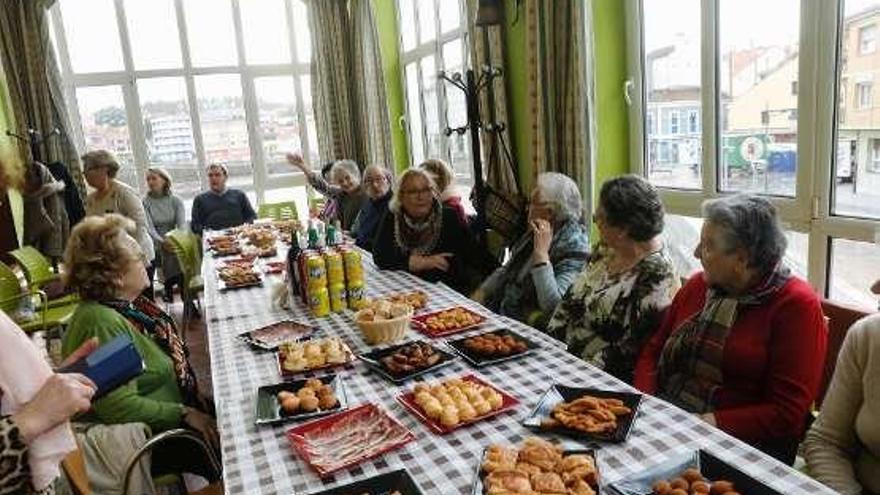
[699,413,717,427]
[183,407,220,451]
[408,253,453,272]
[59,338,99,368]
[285,152,309,173]
[531,219,553,264]
[471,288,486,304]
[162,239,176,253]
[12,373,96,443]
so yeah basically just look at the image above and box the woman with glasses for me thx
[372,168,497,295]
[474,173,589,329]
[546,175,679,384]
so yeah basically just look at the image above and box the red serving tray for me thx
[396,373,520,435]
[286,403,415,477]
[276,340,355,379]
[410,306,487,338]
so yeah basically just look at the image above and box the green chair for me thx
[258,201,299,221]
[8,246,79,308]
[0,261,76,333]
[166,229,204,329]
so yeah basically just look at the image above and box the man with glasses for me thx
[351,165,393,250]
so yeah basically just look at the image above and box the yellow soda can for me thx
[346,279,366,310]
[328,283,347,312]
[308,286,330,317]
[324,250,345,286]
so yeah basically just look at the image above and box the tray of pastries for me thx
[254,375,347,425]
[277,337,354,378]
[411,306,486,338]
[445,328,539,367]
[359,340,456,384]
[217,265,262,290]
[523,385,642,443]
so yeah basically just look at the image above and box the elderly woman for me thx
[372,168,497,295]
[82,150,155,297]
[61,214,219,479]
[546,175,678,383]
[802,279,880,494]
[143,167,186,303]
[476,172,589,328]
[351,164,393,250]
[287,152,367,231]
[634,194,827,464]
[418,158,467,226]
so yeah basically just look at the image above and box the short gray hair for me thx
[389,168,438,213]
[702,194,787,275]
[534,172,583,222]
[82,150,120,178]
[331,159,361,185]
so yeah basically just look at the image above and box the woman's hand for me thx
[59,338,99,368]
[409,253,453,272]
[285,152,310,174]
[700,413,717,427]
[531,219,553,265]
[12,373,96,443]
[183,407,220,451]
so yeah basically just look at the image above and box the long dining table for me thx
[201,237,836,495]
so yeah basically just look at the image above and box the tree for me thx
[94,106,127,127]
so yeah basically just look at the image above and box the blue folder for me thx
[59,335,145,399]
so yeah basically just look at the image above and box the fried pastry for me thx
[485,470,532,494]
[518,437,562,471]
[482,445,518,473]
[531,472,566,493]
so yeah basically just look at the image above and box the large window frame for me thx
[50,0,315,205]
[626,0,880,298]
[397,0,471,180]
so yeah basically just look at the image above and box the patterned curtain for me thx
[307,0,393,169]
[525,0,595,201]
[0,0,86,198]
[465,0,520,198]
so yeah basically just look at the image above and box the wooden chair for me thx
[62,448,91,495]
[817,298,870,408]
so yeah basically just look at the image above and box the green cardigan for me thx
[62,301,184,431]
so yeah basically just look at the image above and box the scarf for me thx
[100,297,200,405]
[393,200,443,255]
[656,265,792,413]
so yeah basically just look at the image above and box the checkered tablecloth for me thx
[202,244,835,495]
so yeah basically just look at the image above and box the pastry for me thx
[531,472,566,493]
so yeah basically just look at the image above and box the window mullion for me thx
[701,0,718,198]
[173,0,208,188]
[114,0,150,194]
[50,5,86,153]
[434,0,449,165]
[625,0,645,175]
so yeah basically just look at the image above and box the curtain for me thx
[0,0,86,198]
[465,0,520,198]
[307,0,393,169]
[525,0,595,202]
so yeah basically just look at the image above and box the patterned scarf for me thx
[100,297,200,405]
[656,265,791,413]
[393,200,443,255]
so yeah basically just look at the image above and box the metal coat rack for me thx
[5,126,61,163]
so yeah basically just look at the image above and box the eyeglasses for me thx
[402,187,433,198]
[364,176,387,185]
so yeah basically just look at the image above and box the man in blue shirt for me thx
[190,163,256,235]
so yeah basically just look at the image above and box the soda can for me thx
[324,250,345,286]
[346,279,366,310]
[308,286,330,317]
[328,283,347,312]
[342,249,363,280]
[306,254,327,289]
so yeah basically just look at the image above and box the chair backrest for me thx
[258,201,299,221]
[9,246,56,287]
[818,298,870,407]
[0,261,25,313]
[62,448,91,495]
[166,229,202,284]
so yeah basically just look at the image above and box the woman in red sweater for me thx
[634,194,827,465]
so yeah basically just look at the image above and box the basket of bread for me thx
[355,298,414,345]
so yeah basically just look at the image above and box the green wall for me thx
[0,58,18,164]
[373,0,410,173]
[374,0,631,197]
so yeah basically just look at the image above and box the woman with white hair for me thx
[475,172,589,328]
[372,168,497,295]
[287,152,367,230]
[143,167,186,303]
[547,175,678,384]
[635,194,827,465]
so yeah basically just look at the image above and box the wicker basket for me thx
[355,306,414,345]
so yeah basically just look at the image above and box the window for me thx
[51,0,315,216]
[860,24,877,54]
[857,82,873,108]
[688,110,699,133]
[670,111,680,134]
[628,0,880,310]
[398,0,472,183]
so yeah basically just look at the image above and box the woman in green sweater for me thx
[61,214,218,479]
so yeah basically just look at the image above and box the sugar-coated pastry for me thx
[440,405,459,427]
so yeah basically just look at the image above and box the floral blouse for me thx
[546,244,679,384]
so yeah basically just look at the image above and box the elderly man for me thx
[351,165,393,250]
[190,163,256,235]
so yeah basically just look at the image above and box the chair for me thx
[62,448,91,495]
[166,229,204,329]
[122,429,222,495]
[0,261,76,333]
[8,246,79,308]
[257,201,299,221]
[817,298,870,408]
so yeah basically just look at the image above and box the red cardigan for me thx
[634,272,827,443]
